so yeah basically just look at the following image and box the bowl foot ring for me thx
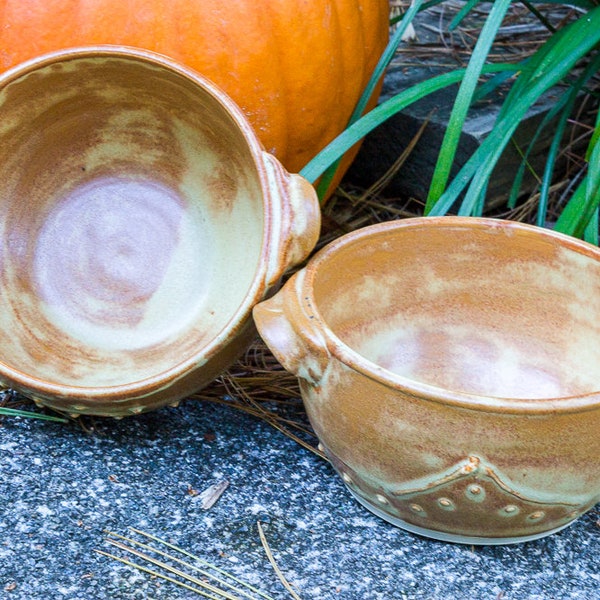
[345,485,576,545]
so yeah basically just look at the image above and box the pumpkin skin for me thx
[0,0,389,179]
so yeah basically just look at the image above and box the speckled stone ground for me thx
[1,398,599,599]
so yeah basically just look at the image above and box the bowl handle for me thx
[253,271,331,385]
[260,151,321,287]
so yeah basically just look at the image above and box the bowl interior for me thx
[312,221,600,400]
[0,52,265,387]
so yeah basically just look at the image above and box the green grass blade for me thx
[502,9,600,106]
[537,53,600,226]
[506,139,539,210]
[504,51,600,212]
[448,0,482,31]
[465,11,600,215]
[553,174,599,238]
[424,0,513,213]
[586,113,600,161]
[554,109,600,238]
[473,67,521,103]
[584,209,599,245]
[300,64,513,186]
[428,7,600,217]
[0,406,68,423]
[507,86,571,210]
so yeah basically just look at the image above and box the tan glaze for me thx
[0,47,320,417]
[254,217,600,544]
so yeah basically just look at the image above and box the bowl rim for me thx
[298,215,600,415]
[0,45,278,400]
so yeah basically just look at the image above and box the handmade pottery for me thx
[0,47,320,417]
[254,217,600,544]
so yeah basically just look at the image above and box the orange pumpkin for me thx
[0,0,389,180]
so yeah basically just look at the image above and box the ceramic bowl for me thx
[0,46,320,417]
[254,216,600,544]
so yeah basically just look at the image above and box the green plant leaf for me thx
[584,209,599,245]
[536,52,600,226]
[554,108,600,238]
[505,48,600,213]
[586,115,600,161]
[427,6,600,217]
[300,64,514,186]
[507,85,571,211]
[553,173,600,238]
[448,0,482,31]
[424,0,513,213]
[473,67,519,103]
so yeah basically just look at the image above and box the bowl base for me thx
[345,486,576,546]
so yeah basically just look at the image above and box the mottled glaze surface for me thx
[0,47,320,416]
[254,217,600,543]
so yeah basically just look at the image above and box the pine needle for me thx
[126,528,275,600]
[94,549,226,600]
[98,528,278,600]
[257,522,303,600]
[94,548,224,599]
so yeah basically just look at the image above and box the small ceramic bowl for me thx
[0,46,320,417]
[254,217,600,544]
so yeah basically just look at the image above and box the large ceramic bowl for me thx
[0,47,320,417]
[254,217,600,544]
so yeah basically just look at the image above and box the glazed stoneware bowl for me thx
[254,217,600,544]
[0,47,320,417]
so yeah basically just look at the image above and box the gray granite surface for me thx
[1,396,599,599]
